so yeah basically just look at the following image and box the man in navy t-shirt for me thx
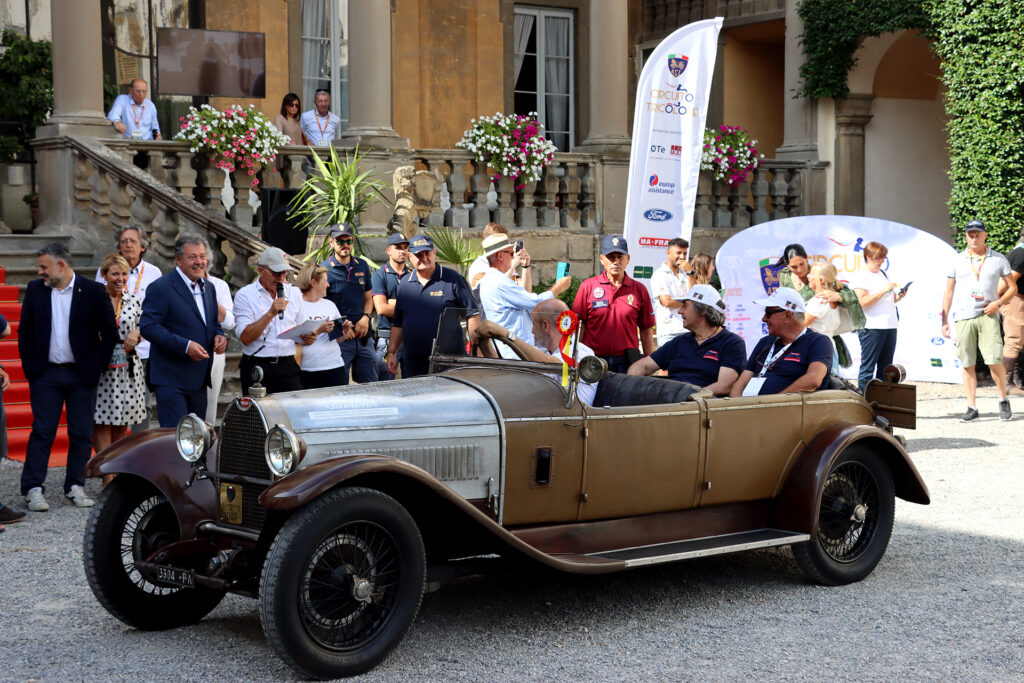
[730,287,833,397]
[628,285,746,396]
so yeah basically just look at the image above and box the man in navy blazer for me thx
[19,243,118,511]
[140,234,226,428]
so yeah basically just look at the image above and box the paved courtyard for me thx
[1,382,1022,681]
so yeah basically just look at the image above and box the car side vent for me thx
[332,445,481,481]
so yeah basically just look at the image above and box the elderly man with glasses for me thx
[300,88,340,146]
[730,287,833,397]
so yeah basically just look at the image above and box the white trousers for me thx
[206,352,226,424]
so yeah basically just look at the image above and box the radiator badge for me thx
[220,483,243,525]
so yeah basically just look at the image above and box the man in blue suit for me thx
[141,234,226,428]
[19,243,118,512]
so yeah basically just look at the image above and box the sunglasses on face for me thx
[337,238,354,245]
[764,307,786,317]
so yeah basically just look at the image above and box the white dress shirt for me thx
[207,275,235,332]
[650,262,688,345]
[96,258,162,359]
[234,280,306,357]
[48,273,76,364]
[176,267,207,325]
[299,109,340,146]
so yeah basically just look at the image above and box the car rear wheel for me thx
[259,487,426,680]
[792,446,895,585]
[82,475,225,629]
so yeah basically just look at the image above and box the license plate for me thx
[156,565,195,588]
[220,483,243,525]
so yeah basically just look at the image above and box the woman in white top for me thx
[297,263,352,389]
[852,241,906,390]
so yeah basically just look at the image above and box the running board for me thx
[586,529,810,568]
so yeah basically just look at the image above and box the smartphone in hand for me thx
[515,240,525,253]
[898,281,913,296]
[556,261,570,279]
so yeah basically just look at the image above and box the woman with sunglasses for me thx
[273,93,307,148]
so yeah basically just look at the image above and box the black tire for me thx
[259,487,426,680]
[82,476,225,629]
[792,446,896,585]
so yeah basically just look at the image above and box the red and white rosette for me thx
[556,310,579,367]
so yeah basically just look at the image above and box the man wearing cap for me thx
[478,233,571,357]
[140,234,226,427]
[322,223,377,385]
[730,287,833,397]
[371,232,410,380]
[234,246,316,395]
[627,284,746,396]
[941,219,1017,421]
[572,235,655,373]
[650,237,690,347]
[386,235,479,378]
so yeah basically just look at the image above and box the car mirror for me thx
[578,355,607,384]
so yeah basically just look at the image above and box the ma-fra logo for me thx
[667,54,689,78]
[638,236,669,247]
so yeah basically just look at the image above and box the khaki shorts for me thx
[955,314,1003,367]
[999,294,1024,359]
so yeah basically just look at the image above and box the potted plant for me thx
[175,104,289,187]
[455,112,557,190]
[289,145,392,263]
[700,125,764,186]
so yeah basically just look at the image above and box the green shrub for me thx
[533,275,584,307]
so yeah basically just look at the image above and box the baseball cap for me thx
[601,234,628,255]
[408,234,435,253]
[482,233,515,257]
[674,283,726,310]
[257,246,291,273]
[752,287,805,314]
[386,232,410,247]
[329,223,355,239]
[965,219,986,233]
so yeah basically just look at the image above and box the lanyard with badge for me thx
[742,329,806,397]
[314,112,330,146]
[130,103,145,140]
[968,249,988,302]
[109,297,128,369]
[129,262,145,296]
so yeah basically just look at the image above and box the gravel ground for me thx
[1,382,1022,681]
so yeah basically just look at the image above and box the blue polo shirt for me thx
[650,328,746,386]
[322,255,372,321]
[370,261,408,333]
[393,265,478,361]
[744,329,833,395]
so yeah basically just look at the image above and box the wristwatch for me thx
[506,332,518,343]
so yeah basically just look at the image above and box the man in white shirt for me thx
[204,270,235,424]
[95,225,162,431]
[300,89,341,146]
[478,233,569,355]
[107,78,162,140]
[234,247,315,395]
[650,237,690,347]
[468,222,533,292]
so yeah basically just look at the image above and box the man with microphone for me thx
[234,247,316,395]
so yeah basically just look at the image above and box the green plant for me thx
[176,104,288,185]
[103,74,119,114]
[0,29,53,164]
[427,226,481,276]
[289,145,392,263]
[455,112,557,188]
[533,276,583,307]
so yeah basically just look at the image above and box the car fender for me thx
[85,429,218,538]
[772,422,930,535]
[259,454,628,575]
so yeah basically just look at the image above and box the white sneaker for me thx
[25,487,49,512]
[65,485,94,508]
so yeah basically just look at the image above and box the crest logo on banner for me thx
[758,259,784,295]
[668,54,689,78]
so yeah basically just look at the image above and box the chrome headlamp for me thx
[176,414,214,463]
[265,425,303,477]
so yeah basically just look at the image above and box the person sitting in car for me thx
[470,299,598,406]
[627,284,746,396]
[730,287,834,397]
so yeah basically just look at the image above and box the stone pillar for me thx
[775,0,818,160]
[575,2,630,153]
[44,0,109,132]
[834,94,874,216]
[340,1,408,149]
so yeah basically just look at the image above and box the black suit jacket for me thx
[18,274,119,387]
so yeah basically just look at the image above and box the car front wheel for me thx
[792,446,895,585]
[82,475,225,629]
[259,486,426,680]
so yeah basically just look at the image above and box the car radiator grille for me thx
[216,402,270,529]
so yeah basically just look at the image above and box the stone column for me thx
[833,94,874,216]
[45,0,109,132]
[340,1,408,149]
[775,0,818,160]
[575,2,630,153]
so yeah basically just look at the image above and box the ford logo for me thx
[930,337,945,345]
[643,208,673,222]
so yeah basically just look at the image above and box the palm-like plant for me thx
[428,226,482,276]
[289,145,391,263]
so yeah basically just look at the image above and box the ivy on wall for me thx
[797,0,1024,250]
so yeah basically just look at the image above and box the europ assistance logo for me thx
[647,174,677,196]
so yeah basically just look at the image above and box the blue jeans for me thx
[20,365,98,495]
[857,328,898,390]
[340,336,379,384]
[375,336,400,380]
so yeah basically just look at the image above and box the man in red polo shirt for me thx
[572,235,655,373]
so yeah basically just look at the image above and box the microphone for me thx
[276,283,285,319]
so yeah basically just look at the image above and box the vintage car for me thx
[83,316,928,679]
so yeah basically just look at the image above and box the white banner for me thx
[623,17,723,284]
[715,216,961,383]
